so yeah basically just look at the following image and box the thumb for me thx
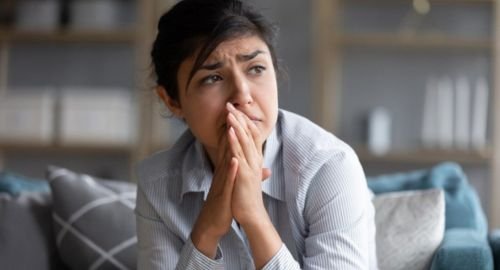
[261,168,272,181]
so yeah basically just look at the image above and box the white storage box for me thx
[59,88,134,146]
[15,0,59,31]
[0,91,55,144]
[70,0,121,30]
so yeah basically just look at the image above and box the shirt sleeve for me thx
[260,244,301,270]
[135,185,225,270]
[260,149,377,270]
[300,149,377,270]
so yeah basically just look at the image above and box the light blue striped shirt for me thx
[135,109,378,269]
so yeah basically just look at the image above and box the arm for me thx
[135,185,225,270]
[301,151,376,269]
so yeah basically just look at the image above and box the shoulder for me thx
[278,109,359,176]
[135,129,196,189]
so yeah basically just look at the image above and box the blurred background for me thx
[0,0,498,225]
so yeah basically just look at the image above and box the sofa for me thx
[0,162,497,270]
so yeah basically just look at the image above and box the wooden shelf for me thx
[355,146,492,165]
[338,33,492,50]
[0,142,133,154]
[0,28,137,43]
[345,0,493,5]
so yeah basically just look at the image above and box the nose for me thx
[229,72,253,108]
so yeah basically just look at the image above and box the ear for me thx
[156,86,183,118]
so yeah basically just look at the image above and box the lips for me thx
[237,110,262,122]
[247,115,262,122]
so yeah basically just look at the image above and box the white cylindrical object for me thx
[368,107,391,156]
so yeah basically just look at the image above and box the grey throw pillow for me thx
[47,166,137,270]
[373,189,445,270]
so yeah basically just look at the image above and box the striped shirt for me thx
[135,109,378,269]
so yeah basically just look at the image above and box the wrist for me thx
[238,206,271,229]
[191,219,223,259]
[235,204,269,227]
[240,212,282,269]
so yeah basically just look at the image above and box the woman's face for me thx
[160,35,279,161]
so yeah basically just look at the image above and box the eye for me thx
[248,65,266,75]
[201,74,223,85]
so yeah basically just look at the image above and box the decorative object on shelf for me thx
[59,88,134,146]
[0,90,56,145]
[70,0,121,30]
[367,107,392,156]
[412,0,431,16]
[15,0,60,30]
[471,76,489,151]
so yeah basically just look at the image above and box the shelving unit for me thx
[0,29,137,43]
[0,0,176,181]
[355,146,492,165]
[338,33,492,50]
[312,0,500,226]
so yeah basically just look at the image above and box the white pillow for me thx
[373,189,445,270]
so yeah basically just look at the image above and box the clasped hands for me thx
[191,102,272,258]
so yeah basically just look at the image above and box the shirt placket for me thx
[230,219,254,269]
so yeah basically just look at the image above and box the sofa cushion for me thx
[373,189,445,270]
[47,166,137,270]
[0,191,68,270]
[367,162,488,236]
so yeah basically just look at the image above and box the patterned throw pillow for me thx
[46,166,137,270]
[373,189,445,270]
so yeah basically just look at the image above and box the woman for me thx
[135,0,378,269]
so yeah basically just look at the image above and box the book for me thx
[471,76,489,150]
[454,76,471,150]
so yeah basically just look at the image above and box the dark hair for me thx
[151,0,279,102]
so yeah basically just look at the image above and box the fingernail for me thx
[226,102,234,110]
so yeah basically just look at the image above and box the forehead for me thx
[205,35,269,61]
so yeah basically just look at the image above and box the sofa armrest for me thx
[431,229,493,270]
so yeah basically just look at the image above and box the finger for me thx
[226,103,251,137]
[223,157,238,197]
[228,126,246,161]
[216,131,227,164]
[227,112,254,159]
[262,168,272,181]
[245,116,262,153]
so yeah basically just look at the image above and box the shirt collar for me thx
[179,138,213,203]
[179,117,285,203]
[261,123,285,201]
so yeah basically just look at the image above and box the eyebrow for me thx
[237,49,265,62]
[199,50,266,70]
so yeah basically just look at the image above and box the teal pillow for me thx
[0,171,50,196]
[367,162,488,236]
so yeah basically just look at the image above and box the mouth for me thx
[248,115,263,122]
